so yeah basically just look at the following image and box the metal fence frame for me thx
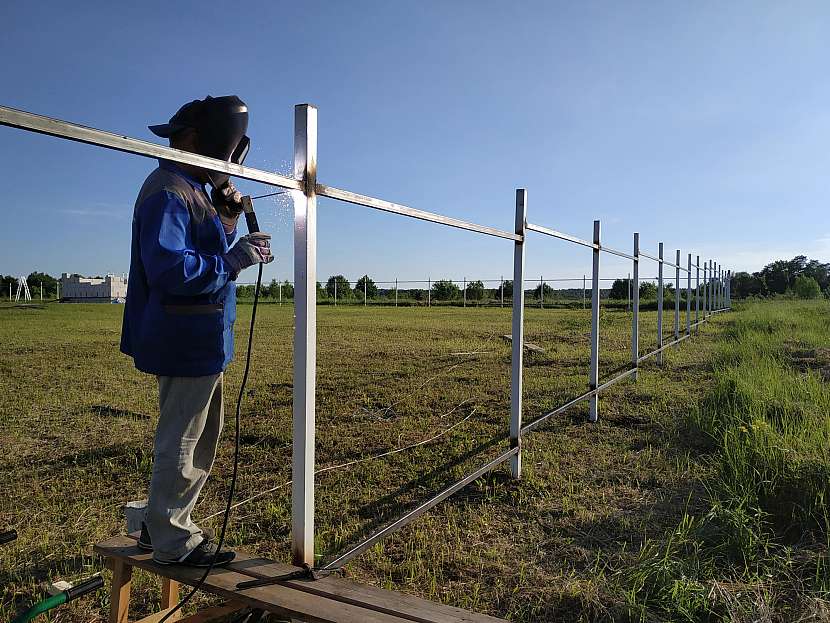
[0,102,732,572]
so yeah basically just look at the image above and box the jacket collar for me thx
[158,159,205,190]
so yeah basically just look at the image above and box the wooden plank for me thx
[134,602,246,623]
[161,578,181,619]
[108,559,132,623]
[233,558,507,623]
[95,536,408,623]
[501,335,545,353]
[99,535,506,623]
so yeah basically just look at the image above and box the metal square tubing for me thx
[525,222,596,249]
[656,243,664,365]
[588,220,601,422]
[292,104,318,567]
[631,233,640,381]
[695,255,701,332]
[703,261,708,319]
[509,189,528,478]
[686,253,692,335]
[674,249,681,343]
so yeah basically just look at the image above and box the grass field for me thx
[1,299,825,621]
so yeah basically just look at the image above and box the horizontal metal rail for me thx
[317,183,520,242]
[639,251,660,263]
[526,222,597,249]
[521,367,637,434]
[321,446,518,570]
[638,333,691,363]
[0,105,302,191]
[601,246,636,261]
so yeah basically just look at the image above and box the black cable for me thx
[251,190,287,200]
[158,263,262,622]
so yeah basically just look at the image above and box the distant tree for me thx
[1,275,15,299]
[731,271,764,298]
[466,280,485,301]
[280,280,294,299]
[326,275,352,299]
[27,272,58,298]
[502,280,513,298]
[639,282,657,298]
[609,279,630,299]
[431,279,460,301]
[794,275,821,299]
[265,278,279,299]
[759,259,791,294]
[533,282,554,300]
[355,275,378,298]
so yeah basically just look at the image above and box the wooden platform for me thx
[95,534,507,623]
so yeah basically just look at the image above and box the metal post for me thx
[428,278,431,307]
[695,255,700,332]
[727,269,731,308]
[463,278,467,308]
[686,253,692,335]
[395,278,398,307]
[627,272,631,312]
[292,103,317,567]
[674,250,680,344]
[334,278,337,307]
[510,189,527,478]
[632,233,640,380]
[540,276,543,309]
[364,276,367,306]
[720,264,724,309]
[588,220,601,422]
[279,281,282,305]
[500,276,504,308]
[703,261,708,320]
[657,242,664,365]
[40,282,43,301]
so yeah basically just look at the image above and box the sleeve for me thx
[138,191,232,296]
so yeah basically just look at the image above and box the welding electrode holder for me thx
[241,195,260,234]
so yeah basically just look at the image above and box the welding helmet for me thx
[149,95,250,187]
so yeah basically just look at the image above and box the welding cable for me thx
[158,262,263,623]
[201,401,478,522]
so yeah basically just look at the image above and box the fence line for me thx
[0,102,733,572]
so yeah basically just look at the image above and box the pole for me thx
[686,253,692,335]
[292,103,317,567]
[279,281,282,305]
[540,276,543,309]
[657,242,664,365]
[632,233,640,380]
[364,276,367,306]
[395,278,398,307]
[695,255,700,332]
[588,220,601,422]
[463,278,467,308]
[334,278,337,307]
[510,189,527,478]
[582,274,586,309]
[627,272,631,312]
[500,276,504,308]
[674,249,680,344]
[428,278,431,307]
[703,260,708,320]
[40,282,43,301]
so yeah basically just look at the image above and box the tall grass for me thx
[621,300,830,621]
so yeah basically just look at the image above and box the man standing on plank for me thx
[120,96,273,567]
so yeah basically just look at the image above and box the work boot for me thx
[138,523,213,553]
[153,537,236,568]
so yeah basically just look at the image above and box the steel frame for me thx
[0,101,732,574]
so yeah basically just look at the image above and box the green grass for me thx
[0,300,757,621]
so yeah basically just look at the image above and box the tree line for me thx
[730,256,826,299]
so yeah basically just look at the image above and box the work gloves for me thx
[211,180,244,234]
[224,233,274,278]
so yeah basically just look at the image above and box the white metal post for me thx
[686,253,692,335]
[583,274,586,309]
[334,278,337,306]
[40,282,43,301]
[695,255,700,332]
[463,278,467,308]
[364,276,367,306]
[632,233,640,380]
[500,276,504,308]
[627,272,631,312]
[657,242,664,365]
[703,260,708,319]
[279,281,282,305]
[510,189,527,478]
[395,278,398,307]
[588,220,601,422]
[292,103,317,567]
[428,278,431,307]
[540,276,543,309]
[674,249,680,343]
[727,269,731,308]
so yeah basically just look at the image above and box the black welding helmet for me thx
[149,95,250,187]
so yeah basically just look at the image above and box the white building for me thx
[60,273,128,303]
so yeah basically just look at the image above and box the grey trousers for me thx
[145,373,224,561]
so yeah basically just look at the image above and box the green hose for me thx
[11,592,67,623]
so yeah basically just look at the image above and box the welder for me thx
[120,95,273,568]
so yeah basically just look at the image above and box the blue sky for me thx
[1,1,828,286]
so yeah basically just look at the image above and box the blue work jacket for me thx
[120,161,238,377]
